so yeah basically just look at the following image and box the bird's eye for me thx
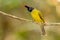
[29,7,32,10]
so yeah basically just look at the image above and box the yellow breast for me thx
[31,9,43,22]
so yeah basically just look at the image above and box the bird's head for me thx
[25,5,34,12]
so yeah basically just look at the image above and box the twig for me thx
[0,11,60,26]
[0,11,32,22]
[45,23,60,26]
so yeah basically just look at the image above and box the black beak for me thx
[25,5,29,8]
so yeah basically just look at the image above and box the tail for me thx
[40,23,45,35]
[41,26,45,35]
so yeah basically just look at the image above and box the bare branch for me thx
[45,23,60,26]
[0,11,60,26]
[0,11,32,22]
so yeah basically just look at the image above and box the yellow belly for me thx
[31,9,43,22]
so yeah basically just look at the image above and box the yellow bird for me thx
[25,5,45,35]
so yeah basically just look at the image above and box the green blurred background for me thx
[0,0,60,40]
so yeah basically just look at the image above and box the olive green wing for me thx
[38,12,45,23]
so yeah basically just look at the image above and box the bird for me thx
[25,5,45,35]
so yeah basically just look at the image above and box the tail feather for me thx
[41,26,45,35]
